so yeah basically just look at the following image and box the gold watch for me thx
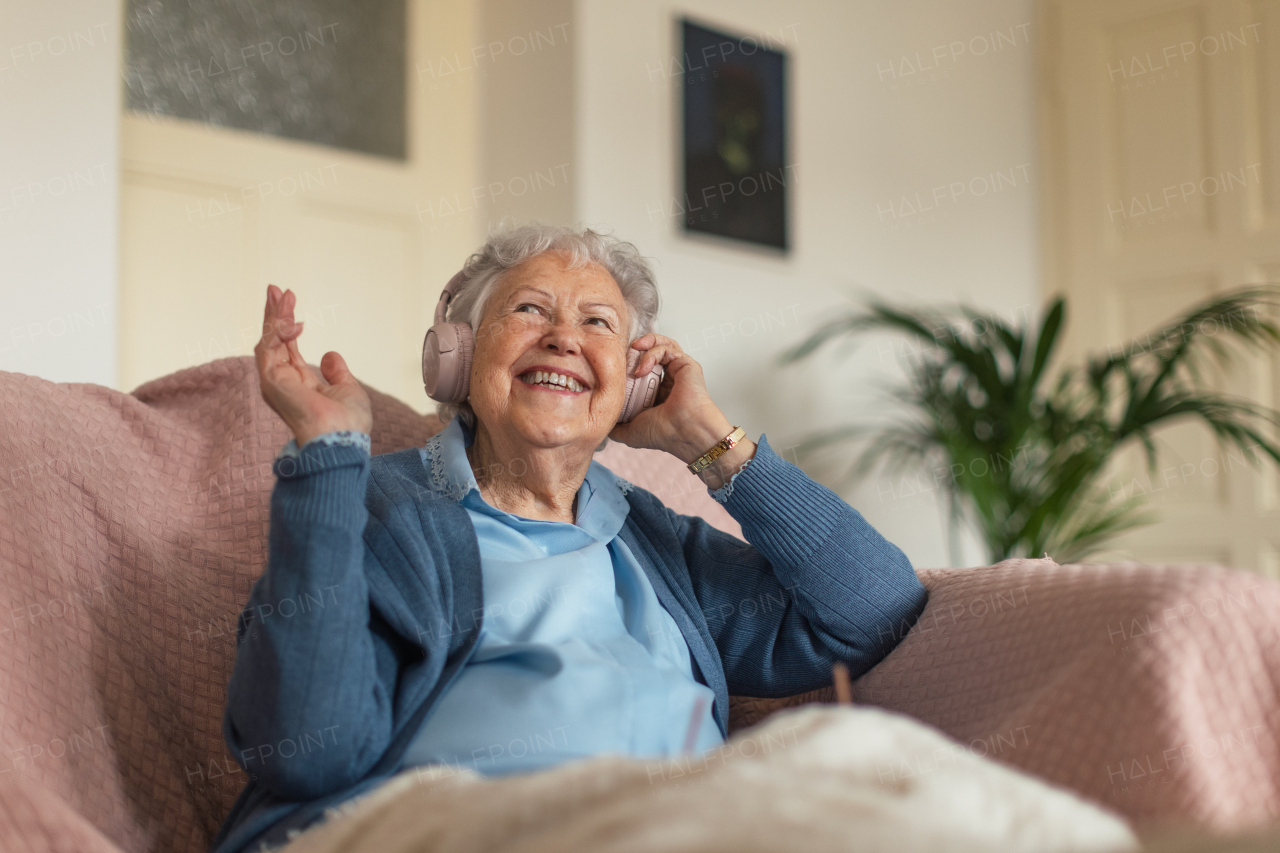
[688,426,746,474]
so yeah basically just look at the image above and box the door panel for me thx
[1042,0,1280,571]
[1249,1,1280,222]
[261,205,416,395]
[1105,274,1230,512]
[1105,9,1213,242]
[120,175,256,379]
[118,0,484,413]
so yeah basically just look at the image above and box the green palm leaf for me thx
[780,287,1280,563]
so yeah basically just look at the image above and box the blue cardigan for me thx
[210,433,927,853]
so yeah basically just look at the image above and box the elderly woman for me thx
[211,225,927,853]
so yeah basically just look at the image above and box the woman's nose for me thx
[541,317,582,354]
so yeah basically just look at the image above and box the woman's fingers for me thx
[283,324,310,374]
[258,287,289,359]
[251,285,374,440]
[259,289,300,362]
[628,335,705,399]
[272,289,301,343]
[261,288,302,347]
[624,333,712,412]
[256,287,324,401]
[320,350,356,387]
[631,333,686,377]
[257,287,278,353]
[265,284,281,319]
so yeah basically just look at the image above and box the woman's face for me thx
[468,251,631,454]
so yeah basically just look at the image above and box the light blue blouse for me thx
[395,418,725,776]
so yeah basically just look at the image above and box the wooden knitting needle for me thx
[832,662,852,705]
[682,694,710,754]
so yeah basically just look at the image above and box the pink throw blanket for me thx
[0,357,1277,852]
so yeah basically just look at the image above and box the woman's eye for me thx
[586,317,609,327]
[515,304,542,315]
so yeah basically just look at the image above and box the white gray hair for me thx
[436,223,661,432]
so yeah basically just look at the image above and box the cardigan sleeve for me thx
[222,440,397,801]
[669,433,928,698]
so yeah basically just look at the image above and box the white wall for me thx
[0,2,121,386]
[480,0,575,226]
[4,0,1039,568]
[575,0,1040,568]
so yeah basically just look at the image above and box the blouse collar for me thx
[419,417,634,542]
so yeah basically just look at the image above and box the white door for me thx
[1040,0,1280,571]
[118,0,484,412]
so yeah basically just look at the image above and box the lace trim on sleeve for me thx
[708,456,754,504]
[275,430,371,461]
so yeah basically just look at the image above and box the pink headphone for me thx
[421,269,665,423]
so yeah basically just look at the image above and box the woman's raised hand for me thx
[254,284,373,447]
[607,333,751,471]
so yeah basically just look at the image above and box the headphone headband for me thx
[434,270,469,326]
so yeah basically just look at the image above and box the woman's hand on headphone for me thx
[255,284,373,447]
[607,333,756,486]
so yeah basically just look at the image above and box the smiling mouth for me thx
[518,370,586,393]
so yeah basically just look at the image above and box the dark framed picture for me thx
[681,19,789,251]
[123,0,406,159]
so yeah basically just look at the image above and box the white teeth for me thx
[521,371,583,392]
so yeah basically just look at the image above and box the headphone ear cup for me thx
[452,322,474,400]
[422,322,474,403]
[618,348,664,423]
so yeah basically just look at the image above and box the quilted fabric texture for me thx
[0,356,1278,853]
[733,560,1280,832]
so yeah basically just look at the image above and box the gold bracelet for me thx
[688,426,746,474]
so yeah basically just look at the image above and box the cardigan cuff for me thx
[276,431,371,462]
[717,433,849,565]
[708,454,754,504]
[271,441,371,529]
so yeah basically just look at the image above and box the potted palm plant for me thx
[779,288,1280,564]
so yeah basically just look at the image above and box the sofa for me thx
[1,356,1277,852]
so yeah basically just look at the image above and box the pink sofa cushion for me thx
[736,559,1280,832]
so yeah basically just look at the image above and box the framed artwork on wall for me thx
[681,19,789,251]
[123,0,406,159]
